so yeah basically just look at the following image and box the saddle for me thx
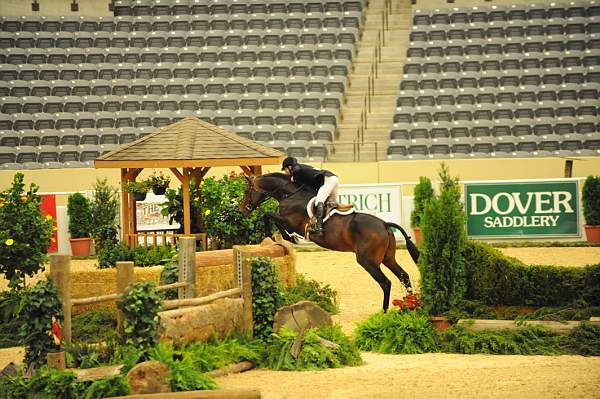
[305,198,355,239]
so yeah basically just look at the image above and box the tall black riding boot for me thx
[313,202,325,234]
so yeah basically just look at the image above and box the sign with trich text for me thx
[465,181,579,238]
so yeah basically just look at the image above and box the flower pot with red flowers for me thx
[583,175,600,243]
[67,192,93,257]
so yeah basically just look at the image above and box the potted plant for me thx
[410,176,434,246]
[125,180,150,202]
[582,175,600,243]
[148,172,171,195]
[67,192,93,257]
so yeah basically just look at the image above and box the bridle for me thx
[244,178,306,213]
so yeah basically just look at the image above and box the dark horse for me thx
[240,172,420,312]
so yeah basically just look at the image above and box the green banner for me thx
[465,181,580,238]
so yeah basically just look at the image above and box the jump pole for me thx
[48,254,72,344]
[116,261,134,336]
[178,237,196,299]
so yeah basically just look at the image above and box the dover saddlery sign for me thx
[465,180,580,238]
[336,184,403,234]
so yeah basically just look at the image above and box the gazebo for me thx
[94,117,285,247]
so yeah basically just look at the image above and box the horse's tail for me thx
[385,222,420,264]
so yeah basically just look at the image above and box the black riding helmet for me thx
[281,156,298,170]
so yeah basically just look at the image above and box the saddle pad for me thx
[307,197,355,222]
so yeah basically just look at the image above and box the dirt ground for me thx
[1,247,600,398]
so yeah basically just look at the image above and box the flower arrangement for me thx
[392,293,421,311]
[148,172,171,195]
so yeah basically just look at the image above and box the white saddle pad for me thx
[306,197,355,222]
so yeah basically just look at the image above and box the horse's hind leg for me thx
[356,252,393,312]
[382,231,413,294]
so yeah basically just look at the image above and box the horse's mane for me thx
[259,172,316,194]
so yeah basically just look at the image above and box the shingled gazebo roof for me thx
[95,117,285,168]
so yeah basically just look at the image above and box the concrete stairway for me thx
[330,0,412,162]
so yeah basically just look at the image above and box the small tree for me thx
[67,192,93,239]
[582,175,600,226]
[117,281,162,354]
[410,176,434,228]
[418,163,467,315]
[0,173,53,289]
[90,178,120,252]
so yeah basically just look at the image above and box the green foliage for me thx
[562,323,600,356]
[71,309,117,343]
[148,172,171,194]
[251,256,284,341]
[0,173,54,289]
[18,280,63,369]
[160,179,203,234]
[440,325,564,355]
[354,310,440,354]
[0,290,25,348]
[281,274,339,314]
[463,240,600,307]
[263,325,362,371]
[90,178,120,253]
[200,174,278,248]
[117,282,162,354]
[0,367,130,399]
[124,180,150,194]
[418,164,467,315]
[410,176,434,228]
[160,256,179,300]
[67,192,93,239]
[582,175,600,225]
[149,342,217,392]
[97,242,174,269]
[183,335,262,372]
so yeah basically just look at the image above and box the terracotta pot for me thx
[584,225,600,243]
[70,237,92,257]
[413,227,422,246]
[133,192,147,201]
[429,316,450,331]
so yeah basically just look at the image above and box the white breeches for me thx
[315,176,339,204]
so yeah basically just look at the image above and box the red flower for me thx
[392,293,421,311]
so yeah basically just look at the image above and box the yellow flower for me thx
[46,214,53,220]
[20,195,27,202]
[204,209,211,216]
[5,239,14,246]
[0,202,4,208]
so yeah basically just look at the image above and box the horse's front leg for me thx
[265,212,295,243]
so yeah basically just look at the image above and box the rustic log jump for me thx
[106,388,261,399]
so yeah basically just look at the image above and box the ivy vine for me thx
[117,282,163,354]
[251,256,283,341]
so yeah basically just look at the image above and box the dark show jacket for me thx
[291,164,335,192]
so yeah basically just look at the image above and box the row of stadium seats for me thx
[393,108,600,124]
[0,14,363,32]
[411,23,599,40]
[412,3,599,25]
[0,29,359,49]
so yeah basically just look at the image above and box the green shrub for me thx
[67,192,93,239]
[251,256,284,341]
[81,375,130,399]
[440,324,563,355]
[149,343,217,392]
[160,257,179,300]
[354,310,440,354]
[0,173,54,289]
[160,179,203,234]
[133,245,173,267]
[0,290,24,348]
[262,325,362,370]
[562,323,600,356]
[463,240,600,307]
[97,241,134,269]
[419,164,467,315]
[282,274,339,314]
[410,176,434,228]
[582,175,600,225]
[184,335,262,373]
[71,309,117,343]
[90,178,120,253]
[97,243,174,269]
[117,282,162,354]
[18,280,63,369]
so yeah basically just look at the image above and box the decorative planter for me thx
[152,185,168,195]
[413,227,422,246]
[47,351,66,370]
[584,225,600,243]
[132,192,147,202]
[429,316,450,331]
[69,237,92,257]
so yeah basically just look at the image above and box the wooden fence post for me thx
[49,254,72,344]
[178,237,196,299]
[116,261,134,337]
[233,246,253,337]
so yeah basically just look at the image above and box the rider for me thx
[281,156,338,235]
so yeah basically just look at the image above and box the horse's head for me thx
[240,175,268,217]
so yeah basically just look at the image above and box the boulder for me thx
[273,300,333,334]
[126,360,171,394]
